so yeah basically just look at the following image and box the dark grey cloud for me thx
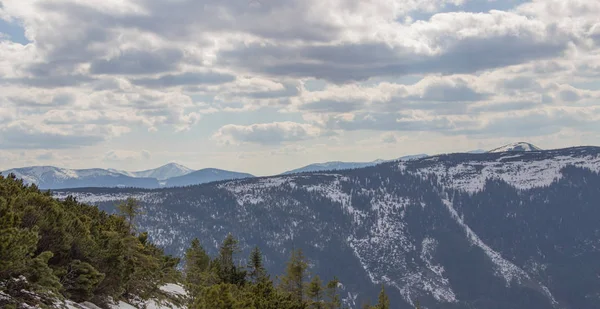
[322,112,477,133]
[469,101,542,113]
[8,94,75,108]
[131,72,236,87]
[1,75,96,88]
[411,82,488,102]
[219,35,568,82]
[300,99,365,113]
[497,76,542,91]
[234,83,300,99]
[0,125,105,149]
[133,0,340,42]
[90,49,183,75]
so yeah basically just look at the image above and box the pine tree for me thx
[0,198,38,279]
[117,197,143,231]
[375,285,390,309]
[325,277,342,309]
[248,246,267,283]
[61,260,105,302]
[280,249,309,303]
[216,234,246,285]
[184,238,211,287]
[307,275,323,309]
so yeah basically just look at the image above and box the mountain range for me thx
[1,163,253,189]
[52,143,600,309]
[281,154,428,174]
[1,142,536,189]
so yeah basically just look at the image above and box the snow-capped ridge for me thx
[400,146,600,193]
[1,163,248,189]
[130,162,194,180]
[488,142,542,153]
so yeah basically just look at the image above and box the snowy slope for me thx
[400,146,600,193]
[488,142,542,153]
[130,163,194,180]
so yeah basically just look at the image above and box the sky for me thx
[1,0,600,176]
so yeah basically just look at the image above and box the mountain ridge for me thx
[281,154,429,175]
[1,164,252,190]
[53,145,600,309]
[0,142,575,189]
[488,142,542,153]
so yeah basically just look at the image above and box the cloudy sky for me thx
[1,0,599,175]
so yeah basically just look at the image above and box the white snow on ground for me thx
[441,198,528,284]
[305,176,369,225]
[219,176,298,206]
[53,191,165,204]
[160,283,187,296]
[3,283,188,309]
[403,154,600,193]
[441,198,559,307]
[219,176,294,193]
[106,284,187,309]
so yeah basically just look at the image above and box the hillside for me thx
[0,174,184,308]
[54,146,600,309]
[0,173,380,309]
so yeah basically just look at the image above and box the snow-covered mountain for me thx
[2,166,159,189]
[130,163,194,180]
[282,154,428,174]
[1,163,248,189]
[488,142,542,153]
[54,145,600,309]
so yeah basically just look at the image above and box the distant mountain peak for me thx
[132,162,193,180]
[488,142,542,153]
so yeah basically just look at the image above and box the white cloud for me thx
[0,0,600,173]
[213,122,323,145]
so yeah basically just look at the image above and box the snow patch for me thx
[403,154,600,193]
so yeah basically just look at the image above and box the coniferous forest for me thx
[0,173,393,309]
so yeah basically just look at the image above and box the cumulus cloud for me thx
[218,10,573,82]
[0,0,600,168]
[213,122,323,145]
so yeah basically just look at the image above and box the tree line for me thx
[0,173,395,308]
[182,233,393,309]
